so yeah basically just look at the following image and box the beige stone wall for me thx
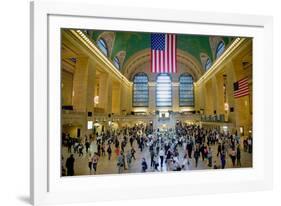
[62,70,73,105]
[61,30,133,137]
[62,125,81,138]
[194,39,252,136]
[112,83,121,114]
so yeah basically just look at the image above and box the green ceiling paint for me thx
[87,30,236,71]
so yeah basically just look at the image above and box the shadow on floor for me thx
[17,196,30,205]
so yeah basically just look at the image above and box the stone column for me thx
[112,82,121,115]
[211,76,218,115]
[148,82,156,113]
[106,76,113,115]
[126,84,133,114]
[172,83,179,112]
[225,61,237,128]
[120,84,128,115]
[98,73,109,112]
[87,61,96,115]
[214,74,225,116]
[72,57,89,112]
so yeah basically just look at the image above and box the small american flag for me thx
[233,77,249,98]
[151,33,177,73]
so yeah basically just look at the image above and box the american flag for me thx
[233,77,249,98]
[151,33,177,73]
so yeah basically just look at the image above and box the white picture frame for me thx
[30,0,273,205]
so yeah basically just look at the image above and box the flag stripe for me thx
[172,35,176,73]
[160,51,163,73]
[234,92,249,98]
[170,34,172,73]
[152,50,154,73]
[165,35,168,73]
[151,33,177,73]
[233,77,249,98]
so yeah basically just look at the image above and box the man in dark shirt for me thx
[66,154,75,176]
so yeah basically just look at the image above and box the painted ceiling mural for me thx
[86,29,235,72]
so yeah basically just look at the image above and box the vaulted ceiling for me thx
[85,29,235,73]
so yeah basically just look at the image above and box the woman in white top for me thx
[87,153,93,174]
[159,148,165,168]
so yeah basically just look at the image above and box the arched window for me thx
[215,41,225,59]
[179,74,194,107]
[113,56,120,70]
[97,38,108,57]
[156,74,172,107]
[205,58,212,71]
[133,73,149,107]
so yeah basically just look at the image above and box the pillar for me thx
[72,57,89,112]
[148,82,156,113]
[172,83,179,112]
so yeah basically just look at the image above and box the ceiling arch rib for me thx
[123,49,204,82]
[87,30,235,76]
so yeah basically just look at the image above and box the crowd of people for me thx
[62,122,252,176]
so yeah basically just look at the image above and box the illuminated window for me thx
[97,38,108,56]
[113,56,120,70]
[205,58,212,71]
[215,41,225,59]
[156,74,172,107]
[133,73,149,107]
[179,74,194,107]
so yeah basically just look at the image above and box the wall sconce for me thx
[94,96,99,104]
[224,102,229,111]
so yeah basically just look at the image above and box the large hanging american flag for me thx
[233,77,249,98]
[151,33,177,73]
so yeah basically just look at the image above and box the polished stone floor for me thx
[62,136,252,176]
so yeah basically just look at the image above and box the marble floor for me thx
[62,137,252,176]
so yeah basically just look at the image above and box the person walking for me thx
[236,144,241,167]
[141,158,148,172]
[207,147,213,167]
[92,153,99,174]
[186,138,193,159]
[153,154,159,171]
[181,154,188,170]
[220,151,226,169]
[107,145,112,160]
[194,147,200,168]
[159,148,165,168]
[217,143,222,157]
[200,144,206,161]
[129,136,134,147]
[65,154,75,176]
[87,153,93,174]
[230,147,236,167]
[126,150,132,169]
[117,152,124,174]
[67,139,72,153]
[150,149,155,168]
[78,143,84,157]
[131,147,136,160]
[85,140,90,153]
[101,143,106,156]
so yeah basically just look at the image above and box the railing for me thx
[62,110,86,125]
[173,113,201,121]
[200,114,226,122]
[94,114,155,122]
